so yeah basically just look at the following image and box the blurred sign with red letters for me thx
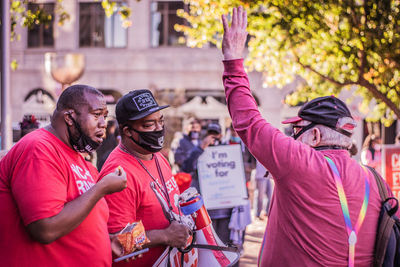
[382,145,400,200]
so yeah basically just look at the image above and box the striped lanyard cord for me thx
[325,156,370,267]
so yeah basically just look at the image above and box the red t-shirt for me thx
[100,146,180,267]
[0,129,111,267]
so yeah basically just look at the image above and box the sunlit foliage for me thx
[178,0,400,125]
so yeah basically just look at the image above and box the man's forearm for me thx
[144,229,168,248]
[27,182,107,244]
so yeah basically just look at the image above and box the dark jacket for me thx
[174,135,204,190]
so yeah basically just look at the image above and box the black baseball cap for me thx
[282,96,355,136]
[207,123,222,134]
[116,89,169,124]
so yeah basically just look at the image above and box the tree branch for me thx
[359,77,400,119]
[296,58,356,87]
[349,0,360,27]
[357,49,367,81]
[295,53,400,118]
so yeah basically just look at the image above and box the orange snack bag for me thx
[117,221,150,255]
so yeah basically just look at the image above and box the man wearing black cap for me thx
[220,7,386,266]
[99,89,191,266]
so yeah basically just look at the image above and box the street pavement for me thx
[238,216,267,266]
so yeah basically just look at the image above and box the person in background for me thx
[170,118,201,173]
[177,121,235,244]
[174,119,216,191]
[395,132,400,145]
[97,119,119,170]
[0,84,127,267]
[254,161,274,220]
[349,140,358,157]
[361,134,382,174]
[20,114,40,137]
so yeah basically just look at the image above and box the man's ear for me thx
[311,127,321,146]
[122,125,132,137]
[63,110,74,126]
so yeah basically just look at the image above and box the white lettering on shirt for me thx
[165,176,178,194]
[71,164,95,195]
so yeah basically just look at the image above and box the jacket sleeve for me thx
[174,138,204,173]
[222,59,324,181]
[174,139,188,168]
[181,146,204,173]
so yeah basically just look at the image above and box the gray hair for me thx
[302,117,355,149]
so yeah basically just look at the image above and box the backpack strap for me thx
[365,165,389,200]
[363,165,400,267]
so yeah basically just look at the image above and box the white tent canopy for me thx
[173,96,230,119]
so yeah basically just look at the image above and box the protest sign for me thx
[382,145,400,200]
[197,144,248,209]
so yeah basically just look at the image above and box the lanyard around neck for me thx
[325,156,370,267]
[119,144,173,211]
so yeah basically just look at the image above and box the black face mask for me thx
[67,114,101,153]
[130,127,165,153]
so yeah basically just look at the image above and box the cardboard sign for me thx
[197,144,248,210]
[382,145,400,200]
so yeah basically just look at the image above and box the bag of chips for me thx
[117,220,150,255]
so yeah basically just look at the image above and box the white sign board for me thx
[197,144,248,210]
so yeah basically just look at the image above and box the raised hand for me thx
[98,166,127,195]
[221,6,248,60]
[201,134,217,150]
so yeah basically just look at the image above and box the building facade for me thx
[10,0,370,155]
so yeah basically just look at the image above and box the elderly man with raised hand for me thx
[0,85,127,267]
[221,6,385,266]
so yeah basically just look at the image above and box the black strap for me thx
[293,123,316,140]
[119,144,173,211]
[178,231,239,255]
[365,165,400,267]
[314,145,349,151]
[190,243,239,252]
[365,165,389,200]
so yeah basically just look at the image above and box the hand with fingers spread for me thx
[221,6,248,60]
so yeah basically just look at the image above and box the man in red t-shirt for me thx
[0,85,127,267]
[100,89,191,266]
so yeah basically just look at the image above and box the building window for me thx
[151,1,187,47]
[27,3,55,48]
[79,3,127,48]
